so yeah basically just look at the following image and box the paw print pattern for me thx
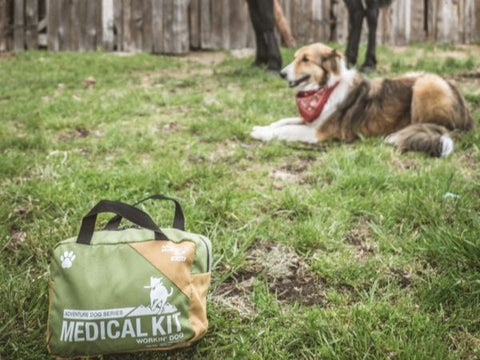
[60,251,76,269]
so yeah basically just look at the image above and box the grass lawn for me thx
[1,43,480,359]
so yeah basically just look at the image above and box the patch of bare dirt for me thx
[187,141,241,165]
[451,71,480,92]
[435,51,470,60]
[270,156,317,189]
[5,225,27,251]
[458,152,478,168]
[214,241,326,310]
[230,48,255,59]
[344,220,376,261]
[389,158,420,171]
[389,267,413,288]
[83,76,96,89]
[456,70,480,79]
[457,151,479,179]
[161,121,181,133]
[56,126,104,142]
[181,51,227,66]
[138,67,213,87]
[0,52,15,61]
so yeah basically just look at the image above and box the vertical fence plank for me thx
[245,1,255,48]
[25,0,38,49]
[378,4,390,44]
[142,0,152,52]
[84,0,101,50]
[475,0,480,42]
[189,0,200,48]
[324,0,333,41]
[47,0,58,50]
[175,0,190,53]
[131,0,143,51]
[71,0,84,51]
[409,0,425,43]
[436,0,448,42]
[314,0,331,42]
[152,0,163,53]
[102,0,114,51]
[163,0,189,54]
[199,0,212,48]
[334,0,349,45]
[58,0,71,50]
[228,0,248,49]
[322,0,331,41]
[309,0,328,43]
[451,0,459,43]
[464,0,474,43]
[221,0,230,49]
[0,0,7,51]
[329,0,338,42]
[404,0,411,43]
[457,0,464,43]
[210,0,223,48]
[292,0,311,45]
[122,0,132,51]
[96,1,102,50]
[427,0,436,41]
[392,0,406,45]
[114,0,123,51]
[310,0,319,42]
[162,0,172,52]
[14,0,25,51]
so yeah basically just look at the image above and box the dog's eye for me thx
[301,56,308,62]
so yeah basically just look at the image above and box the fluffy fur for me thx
[251,43,473,157]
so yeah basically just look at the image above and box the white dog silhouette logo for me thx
[144,276,174,314]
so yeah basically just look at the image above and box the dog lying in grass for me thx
[251,43,473,157]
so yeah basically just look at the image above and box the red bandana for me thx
[295,82,340,123]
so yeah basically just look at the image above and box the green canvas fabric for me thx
[46,199,211,359]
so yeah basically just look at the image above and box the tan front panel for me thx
[129,240,195,292]
[188,272,211,342]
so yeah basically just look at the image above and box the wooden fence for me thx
[1,0,479,53]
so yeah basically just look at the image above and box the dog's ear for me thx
[320,49,341,74]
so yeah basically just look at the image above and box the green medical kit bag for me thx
[46,195,211,358]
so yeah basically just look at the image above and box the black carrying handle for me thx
[77,199,169,245]
[104,194,185,231]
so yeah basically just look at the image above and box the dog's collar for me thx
[295,81,340,123]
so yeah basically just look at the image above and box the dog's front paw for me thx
[251,126,274,142]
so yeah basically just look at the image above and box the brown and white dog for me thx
[251,43,473,157]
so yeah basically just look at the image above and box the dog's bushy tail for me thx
[385,123,454,157]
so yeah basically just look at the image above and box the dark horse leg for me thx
[362,0,380,72]
[343,0,365,68]
[246,0,282,71]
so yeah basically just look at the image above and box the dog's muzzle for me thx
[286,74,310,88]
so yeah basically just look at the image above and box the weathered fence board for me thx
[122,0,132,51]
[102,0,114,51]
[1,0,480,53]
[113,0,123,51]
[25,0,38,49]
[141,0,152,52]
[476,0,480,41]
[58,0,70,50]
[13,0,24,51]
[47,0,57,51]
[0,0,8,51]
